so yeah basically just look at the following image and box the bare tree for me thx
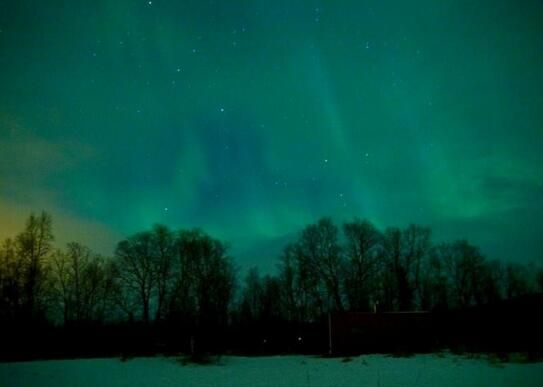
[422,245,453,310]
[108,260,138,322]
[440,240,486,308]
[175,229,236,329]
[277,242,324,322]
[478,259,505,304]
[260,275,282,322]
[241,267,263,321]
[383,228,405,310]
[15,211,54,319]
[403,224,432,310]
[51,248,71,323]
[51,242,111,324]
[114,232,155,324]
[298,218,344,312]
[0,238,24,320]
[343,219,382,311]
[382,225,431,311]
[504,262,531,299]
[150,224,175,322]
[277,244,298,322]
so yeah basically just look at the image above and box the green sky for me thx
[1,0,542,271]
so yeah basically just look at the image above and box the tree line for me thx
[1,212,542,354]
[0,212,235,330]
[240,218,542,325]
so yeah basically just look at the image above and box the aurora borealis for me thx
[1,1,542,271]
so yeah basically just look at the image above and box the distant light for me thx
[164,207,168,212]
[148,1,152,5]
[324,159,328,163]
[220,107,225,112]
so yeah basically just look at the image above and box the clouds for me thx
[0,115,95,202]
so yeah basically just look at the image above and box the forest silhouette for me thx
[1,211,542,361]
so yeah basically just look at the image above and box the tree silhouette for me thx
[150,224,175,322]
[15,211,54,320]
[343,219,382,311]
[0,238,22,320]
[298,218,344,312]
[51,242,111,324]
[1,210,542,359]
[114,232,156,324]
[173,229,235,353]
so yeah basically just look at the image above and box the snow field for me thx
[1,353,542,387]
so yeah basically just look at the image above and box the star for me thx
[164,207,168,212]
[219,107,225,112]
[324,159,328,163]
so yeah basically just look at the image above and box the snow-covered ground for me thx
[1,353,542,387]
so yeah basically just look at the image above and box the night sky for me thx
[1,1,542,272]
